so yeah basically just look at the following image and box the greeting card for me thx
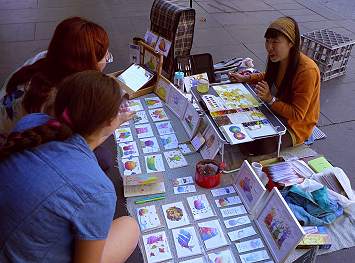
[142,231,172,263]
[140,137,160,154]
[149,108,169,122]
[160,134,178,150]
[198,219,228,250]
[145,154,165,173]
[136,205,162,232]
[162,202,190,229]
[172,226,202,258]
[187,194,215,220]
[121,157,141,176]
[163,150,188,169]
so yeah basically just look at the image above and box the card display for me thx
[127,99,144,112]
[145,154,165,173]
[118,141,139,157]
[228,226,257,241]
[239,250,270,263]
[191,132,205,151]
[136,205,162,232]
[236,238,264,253]
[162,202,190,229]
[114,127,133,143]
[135,123,154,139]
[224,215,251,229]
[167,85,188,119]
[140,137,160,154]
[145,97,163,109]
[155,121,174,135]
[215,196,242,208]
[121,157,142,175]
[160,134,178,150]
[187,194,215,220]
[144,30,159,48]
[207,249,236,263]
[142,231,172,263]
[155,76,173,102]
[221,124,253,145]
[123,173,163,186]
[221,205,247,218]
[200,126,222,160]
[149,108,169,122]
[174,185,196,194]
[198,219,228,250]
[211,185,236,197]
[173,176,194,186]
[172,226,202,258]
[133,111,149,124]
[163,150,188,169]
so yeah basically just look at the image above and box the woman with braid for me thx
[0,71,139,263]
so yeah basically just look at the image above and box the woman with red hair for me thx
[0,17,113,138]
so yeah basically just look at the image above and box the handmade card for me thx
[200,126,222,160]
[220,124,253,145]
[142,231,172,263]
[163,150,188,169]
[255,187,305,263]
[160,134,179,150]
[123,172,164,186]
[127,99,144,112]
[145,154,165,173]
[145,97,163,109]
[183,73,209,93]
[239,250,270,263]
[198,219,228,250]
[162,202,190,229]
[114,127,133,143]
[118,141,139,158]
[191,132,205,151]
[172,226,202,258]
[135,123,154,139]
[155,36,172,57]
[136,205,162,232]
[228,225,257,241]
[121,157,142,176]
[133,111,149,125]
[187,194,215,220]
[182,101,201,139]
[124,182,166,198]
[144,49,160,72]
[173,185,196,194]
[233,160,266,214]
[207,249,236,263]
[215,196,242,208]
[148,108,169,122]
[155,75,173,102]
[166,85,188,119]
[155,121,174,135]
[178,142,195,155]
[173,176,194,186]
[236,238,264,253]
[211,185,236,197]
[144,30,159,48]
[220,205,247,218]
[224,215,251,229]
[140,137,160,154]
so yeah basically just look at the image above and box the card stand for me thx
[136,205,165,233]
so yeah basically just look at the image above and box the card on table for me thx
[145,154,165,173]
[140,137,160,154]
[114,127,133,143]
[149,108,169,122]
[163,150,188,169]
[220,205,247,218]
[211,185,236,197]
[207,249,236,263]
[178,142,196,155]
[228,225,257,241]
[173,176,194,186]
[187,194,215,220]
[133,111,149,124]
[142,231,172,263]
[215,196,242,208]
[127,99,144,112]
[224,215,251,229]
[235,238,264,253]
[136,205,162,232]
[172,226,202,258]
[121,157,142,176]
[160,134,179,150]
[155,121,174,135]
[135,123,154,139]
[173,185,196,194]
[161,202,190,229]
[145,97,163,109]
[198,219,228,250]
[239,250,270,263]
[118,141,139,158]
[124,182,165,198]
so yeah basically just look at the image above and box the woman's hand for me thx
[228,72,250,83]
[255,80,273,103]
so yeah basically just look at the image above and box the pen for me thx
[135,195,165,204]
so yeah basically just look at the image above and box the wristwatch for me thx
[268,96,276,106]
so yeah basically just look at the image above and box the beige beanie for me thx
[268,17,296,44]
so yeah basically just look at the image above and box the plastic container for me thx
[174,71,185,91]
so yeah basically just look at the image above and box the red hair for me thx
[6,17,109,113]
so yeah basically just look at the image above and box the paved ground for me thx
[1,0,355,262]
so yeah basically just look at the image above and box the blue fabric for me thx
[0,114,116,263]
[12,112,52,132]
[282,185,343,226]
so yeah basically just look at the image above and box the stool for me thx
[301,29,355,81]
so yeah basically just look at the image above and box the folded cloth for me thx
[282,185,343,226]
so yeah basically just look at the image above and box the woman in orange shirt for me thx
[230,16,320,154]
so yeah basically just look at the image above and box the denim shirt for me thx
[0,113,116,262]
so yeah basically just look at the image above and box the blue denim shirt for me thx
[0,113,117,262]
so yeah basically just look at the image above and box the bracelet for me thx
[268,96,276,106]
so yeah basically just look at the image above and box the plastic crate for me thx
[301,29,355,81]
